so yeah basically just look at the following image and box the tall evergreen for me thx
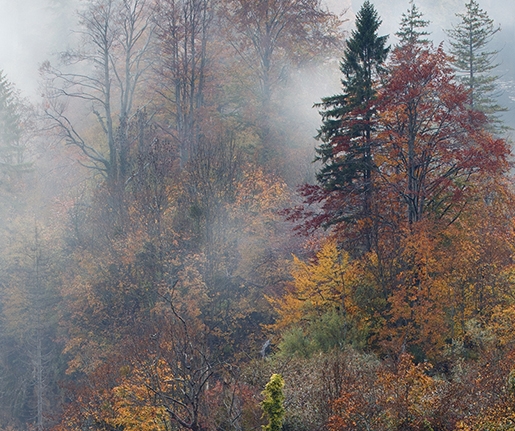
[447,0,505,125]
[0,72,28,188]
[396,0,430,46]
[314,1,389,250]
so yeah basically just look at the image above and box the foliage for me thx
[261,374,285,431]
[308,1,389,251]
[2,0,515,430]
[267,240,371,355]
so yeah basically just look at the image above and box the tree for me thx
[308,0,389,251]
[378,21,508,227]
[396,0,430,46]
[0,72,30,190]
[330,354,441,431]
[447,0,505,126]
[0,220,62,430]
[54,267,216,431]
[153,0,213,167]
[261,374,285,431]
[266,240,370,355]
[372,6,510,357]
[42,0,154,218]
[223,0,343,162]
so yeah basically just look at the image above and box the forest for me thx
[0,0,514,430]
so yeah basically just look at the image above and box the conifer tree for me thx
[313,1,389,251]
[0,72,28,188]
[447,0,505,125]
[396,0,430,46]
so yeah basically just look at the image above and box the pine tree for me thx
[447,0,505,126]
[313,1,389,251]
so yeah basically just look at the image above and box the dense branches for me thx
[311,1,389,251]
[42,0,154,213]
[3,1,515,430]
[288,1,512,362]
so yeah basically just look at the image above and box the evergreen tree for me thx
[313,1,389,251]
[447,0,505,125]
[0,72,29,189]
[396,0,430,46]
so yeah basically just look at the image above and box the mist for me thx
[0,0,78,98]
[0,0,514,429]
[347,0,515,128]
[1,0,513,126]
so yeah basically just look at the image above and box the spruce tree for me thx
[447,0,505,125]
[0,72,28,188]
[314,1,389,251]
[396,0,430,46]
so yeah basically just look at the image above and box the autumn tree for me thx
[447,0,505,126]
[286,2,512,362]
[306,0,389,252]
[267,240,372,356]
[54,262,216,431]
[261,374,285,431]
[121,279,216,431]
[222,0,343,162]
[366,1,509,358]
[153,1,247,343]
[378,7,509,227]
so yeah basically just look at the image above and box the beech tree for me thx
[372,3,509,357]
[447,0,505,125]
[378,10,507,226]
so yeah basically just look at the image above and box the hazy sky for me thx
[0,0,513,109]
[0,0,78,98]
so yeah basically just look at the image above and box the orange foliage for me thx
[267,240,357,334]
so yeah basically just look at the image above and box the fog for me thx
[1,0,513,105]
[0,0,78,98]
[0,1,513,428]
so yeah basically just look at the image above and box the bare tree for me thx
[153,0,213,167]
[42,0,154,214]
[138,281,216,431]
